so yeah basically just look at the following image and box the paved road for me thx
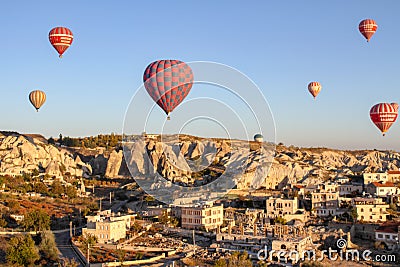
[55,231,86,267]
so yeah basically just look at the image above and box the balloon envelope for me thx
[29,90,46,111]
[370,103,398,136]
[390,103,399,112]
[254,134,263,142]
[359,19,377,42]
[308,82,321,99]
[143,60,193,117]
[49,27,73,58]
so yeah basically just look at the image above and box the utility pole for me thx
[192,229,196,254]
[79,208,82,226]
[110,191,112,205]
[69,221,72,238]
[87,243,90,267]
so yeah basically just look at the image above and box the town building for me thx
[265,197,306,222]
[387,170,400,183]
[352,197,389,223]
[82,210,133,244]
[374,222,400,249]
[271,236,315,264]
[216,224,314,264]
[365,182,400,198]
[311,184,340,217]
[181,203,223,231]
[338,183,363,196]
[363,172,389,184]
[266,197,298,217]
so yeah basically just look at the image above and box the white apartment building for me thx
[375,222,400,249]
[181,203,223,231]
[82,210,132,244]
[311,189,340,217]
[339,183,363,196]
[365,182,400,197]
[352,197,389,223]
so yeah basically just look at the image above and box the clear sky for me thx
[0,1,399,150]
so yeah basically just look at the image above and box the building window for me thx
[378,234,383,238]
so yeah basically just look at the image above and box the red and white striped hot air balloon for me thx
[48,27,73,58]
[390,102,399,112]
[29,90,46,112]
[359,19,377,42]
[370,103,398,136]
[308,82,322,99]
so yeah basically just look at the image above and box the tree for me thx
[6,234,40,266]
[158,210,169,224]
[79,233,98,263]
[48,137,55,145]
[34,182,48,195]
[214,258,227,267]
[350,207,358,222]
[389,203,397,212]
[226,251,252,267]
[117,249,126,266]
[7,200,21,213]
[274,216,287,225]
[301,261,324,267]
[61,257,79,267]
[21,209,51,232]
[39,230,59,261]
[131,220,142,234]
[0,216,7,229]
[51,180,64,197]
[31,168,40,178]
[65,185,77,199]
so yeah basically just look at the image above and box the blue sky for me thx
[0,1,400,150]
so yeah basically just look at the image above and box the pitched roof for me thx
[370,182,396,187]
[375,222,400,234]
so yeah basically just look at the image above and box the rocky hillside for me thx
[1,132,400,190]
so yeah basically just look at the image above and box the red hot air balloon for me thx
[48,27,73,58]
[308,82,321,99]
[391,102,399,112]
[370,103,398,136]
[143,60,193,120]
[359,19,377,42]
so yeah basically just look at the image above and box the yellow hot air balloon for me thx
[29,90,46,112]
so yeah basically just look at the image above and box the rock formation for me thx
[1,132,400,192]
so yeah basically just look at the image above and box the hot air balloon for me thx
[48,27,73,58]
[143,60,193,120]
[370,103,398,136]
[308,82,321,99]
[29,90,46,112]
[254,134,263,142]
[359,19,377,42]
[391,103,399,112]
